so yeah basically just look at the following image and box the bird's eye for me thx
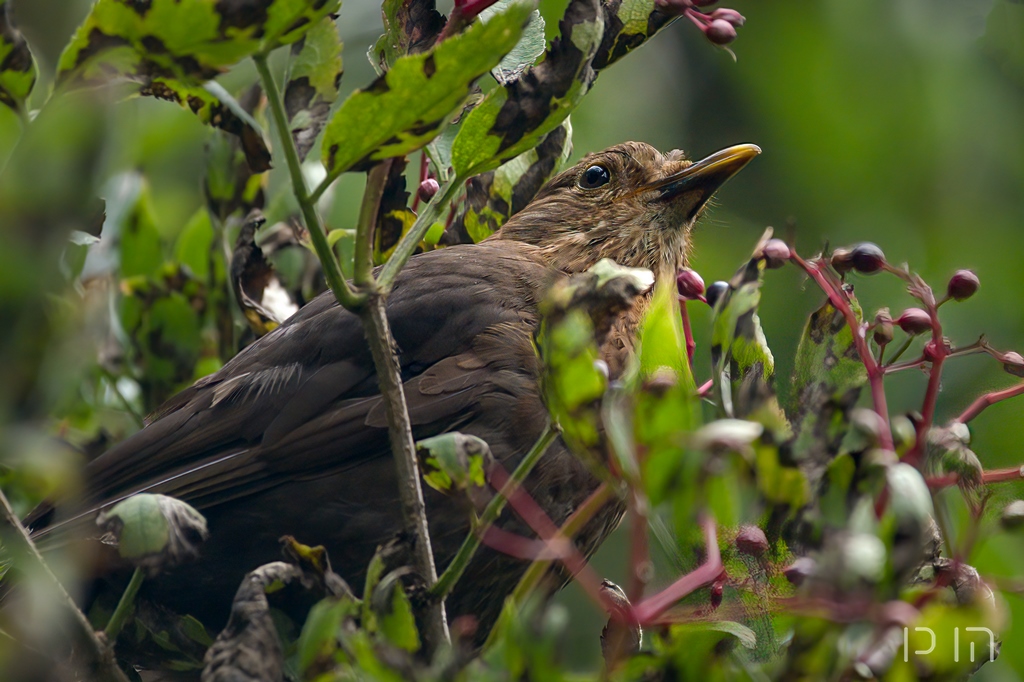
[579,164,610,190]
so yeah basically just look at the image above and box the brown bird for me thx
[25,141,759,644]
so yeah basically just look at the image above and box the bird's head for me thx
[494,141,760,278]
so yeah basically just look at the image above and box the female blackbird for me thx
[26,141,759,640]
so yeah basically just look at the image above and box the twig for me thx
[430,423,558,601]
[679,299,695,369]
[376,177,460,293]
[354,161,390,287]
[255,52,448,651]
[632,515,722,624]
[625,492,650,605]
[252,54,365,310]
[103,567,144,643]
[0,489,130,682]
[957,383,1024,424]
[925,465,1024,490]
[487,463,609,607]
[361,293,450,650]
[506,483,614,603]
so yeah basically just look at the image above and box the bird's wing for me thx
[31,242,557,538]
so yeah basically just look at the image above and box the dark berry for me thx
[850,242,886,274]
[705,280,729,309]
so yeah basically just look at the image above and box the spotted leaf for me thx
[0,0,36,115]
[321,0,533,180]
[285,14,343,161]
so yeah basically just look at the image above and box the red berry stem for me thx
[925,465,1024,490]
[790,250,894,451]
[957,382,1024,424]
[633,515,722,624]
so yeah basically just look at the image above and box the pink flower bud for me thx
[705,19,737,45]
[946,269,979,301]
[709,580,724,609]
[784,557,815,586]
[763,239,791,269]
[1002,351,1024,377]
[418,178,440,203]
[710,8,745,26]
[676,268,706,300]
[735,525,768,557]
[895,308,931,335]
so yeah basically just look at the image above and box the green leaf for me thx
[144,79,272,172]
[55,0,338,169]
[377,580,419,653]
[109,175,162,279]
[591,0,673,71]
[0,0,37,115]
[373,157,415,263]
[633,280,700,506]
[57,0,342,86]
[787,278,867,486]
[451,0,604,177]
[174,208,215,280]
[454,119,572,243]
[416,432,490,494]
[709,229,786,431]
[285,15,343,161]
[482,3,547,85]
[321,1,533,179]
[296,597,358,675]
[370,0,445,73]
[203,90,268,220]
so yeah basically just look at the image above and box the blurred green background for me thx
[1,0,1022,677]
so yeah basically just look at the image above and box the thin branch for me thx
[354,161,390,287]
[252,54,365,310]
[679,299,695,369]
[925,465,1024,490]
[632,515,722,624]
[957,383,1024,424]
[487,462,609,607]
[255,52,447,650]
[103,568,144,643]
[430,423,558,601]
[360,297,449,649]
[501,482,615,622]
[0,489,130,682]
[377,177,460,293]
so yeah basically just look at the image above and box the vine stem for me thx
[252,54,365,310]
[957,383,1024,423]
[0,489,130,682]
[377,177,460,293]
[489,481,615,649]
[354,160,390,287]
[790,252,894,451]
[430,423,558,601]
[254,53,449,650]
[632,515,721,624]
[925,465,1024,490]
[103,567,144,643]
